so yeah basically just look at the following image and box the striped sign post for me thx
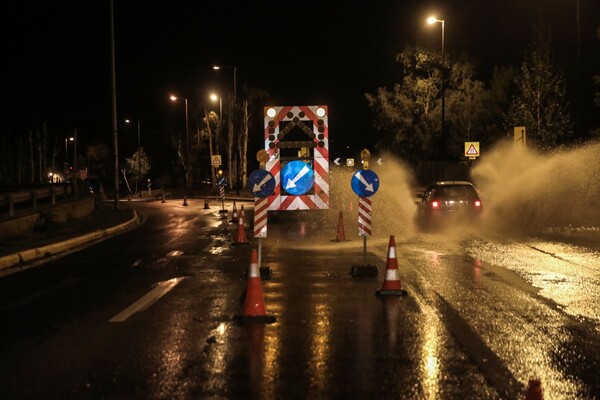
[249,157,275,279]
[350,149,379,277]
[358,196,372,268]
[358,197,372,237]
[254,197,268,238]
[253,196,271,279]
[217,176,227,217]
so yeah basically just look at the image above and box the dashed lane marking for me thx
[109,277,185,322]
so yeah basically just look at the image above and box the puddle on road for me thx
[208,233,231,255]
[209,246,229,255]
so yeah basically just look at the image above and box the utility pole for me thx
[110,0,119,210]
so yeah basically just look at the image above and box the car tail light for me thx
[431,200,440,209]
[474,200,482,207]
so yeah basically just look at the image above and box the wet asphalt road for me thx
[0,200,599,399]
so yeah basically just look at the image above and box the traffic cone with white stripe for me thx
[236,249,276,324]
[524,379,543,400]
[376,236,408,296]
[240,205,246,226]
[299,221,306,238]
[233,212,249,244]
[230,201,239,223]
[333,211,348,242]
[203,195,210,209]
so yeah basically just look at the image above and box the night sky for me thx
[5,1,600,166]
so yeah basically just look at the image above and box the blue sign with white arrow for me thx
[248,169,276,198]
[281,160,314,196]
[351,169,380,197]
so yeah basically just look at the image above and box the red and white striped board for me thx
[358,197,372,237]
[263,105,329,211]
[254,197,268,238]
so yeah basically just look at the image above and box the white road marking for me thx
[109,277,185,322]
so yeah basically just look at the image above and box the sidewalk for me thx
[0,202,140,275]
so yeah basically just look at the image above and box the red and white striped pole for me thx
[254,196,268,270]
[358,196,372,265]
[253,149,272,279]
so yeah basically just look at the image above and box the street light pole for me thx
[210,94,223,128]
[110,0,119,210]
[427,17,445,141]
[210,93,223,189]
[213,64,238,189]
[73,129,78,199]
[65,137,74,169]
[137,120,141,197]
[170,95,190,191]
[213,65,237,101]
[126,119,142,196]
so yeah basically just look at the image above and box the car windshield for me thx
[435,185,478,199]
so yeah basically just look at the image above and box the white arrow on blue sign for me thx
[248,169,276,198]
[351,169,380,197]
[281,160,314,196]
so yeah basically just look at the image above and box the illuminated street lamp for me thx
[210,93,222,124]
[427,16,445,139]
[170,95,190,190]
[125,119,142,197]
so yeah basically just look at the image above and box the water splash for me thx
[472,140,600,234]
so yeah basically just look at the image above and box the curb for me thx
[0,210,140,274]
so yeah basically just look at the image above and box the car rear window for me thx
[435,185,478,199]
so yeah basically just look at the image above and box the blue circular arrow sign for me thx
[281,161,314,196]
[248,169,276,198]
[351,169,380,197]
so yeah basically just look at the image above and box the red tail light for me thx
[431,200,440,209]
[474,200,482,207]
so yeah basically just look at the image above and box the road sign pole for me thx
[252,152,273,280]
[258,237,262,269]
[350,149,379,277]
[363,235,367,265]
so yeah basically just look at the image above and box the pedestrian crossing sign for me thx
[464,142,480,160]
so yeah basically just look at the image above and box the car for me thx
[414,181,483,231]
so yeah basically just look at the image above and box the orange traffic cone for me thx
[524,379,543,400]
[230,201,239,223]
[333,211,347,242]
[376,236,408,296]
[240,205,246,225]
[236,249,276,324]
[182,196,188,207]
[203,195,210,209]
[234,212,249,244]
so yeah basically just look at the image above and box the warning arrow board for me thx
[464,142,480,159]
[211,155,222,167]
